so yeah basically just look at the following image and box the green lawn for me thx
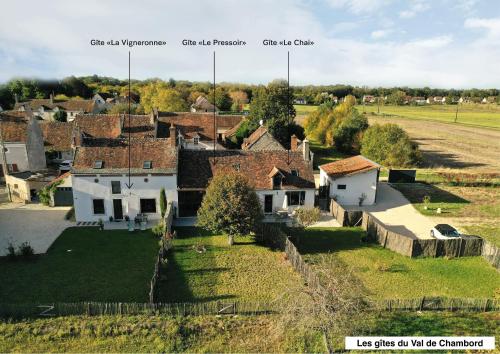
[157,227,303,303]
[357,104,500,129]
[0,311,497,353]
[0,227,158,303]
[296,228,500,299]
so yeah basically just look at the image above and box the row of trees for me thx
[305,96,421,166]
[2,75,499,110]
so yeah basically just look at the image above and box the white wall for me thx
[72,174,178,222]
[0,143,29,171]
[320,168,378,206]
[256,189,315,213]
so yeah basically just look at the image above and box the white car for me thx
[59,160,73,172]
[430,224,461,239]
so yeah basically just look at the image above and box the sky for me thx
[0,0,499,88]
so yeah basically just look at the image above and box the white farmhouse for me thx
[71,138,178,222]
[177,141,315,217]
[319,155,380,206]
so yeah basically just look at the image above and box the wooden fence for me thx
[329,199,498,269]
[376,297,500,312]
[0,301,279,319]
[284,238,323,291]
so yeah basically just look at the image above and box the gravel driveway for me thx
[0,203,73,256]
[346,183,436,239]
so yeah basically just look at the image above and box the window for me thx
[93,199,105,214]
[233,163,240,172]
[273,175,282,189]
[193,137,199,145]
[94,160,103,169]
[140,198,157,213]
[291,170,299,177]
[8,164,18,172]
[143,161,152,169]
[111,181,121,194]
[337,184,347,190]
[286,191,306,206]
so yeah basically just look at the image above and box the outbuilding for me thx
[319,155,380,206]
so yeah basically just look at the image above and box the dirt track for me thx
[367,116,500,172]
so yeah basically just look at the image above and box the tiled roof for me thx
[73,114,123,139]
[72,139,177,174]
[320,155,380,178]
[15,99,96,112]
[0,120,27,142]
[241,126,285,151]
[40,121,74,151]
[122,115,156,138]
[0,111,29,122]
[47,171,71,186]
[179,150,315,190]
[191,96,217,111]
[157,112,243,140]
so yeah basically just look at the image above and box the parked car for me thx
[431,224,461,239]
[59,160,73,172]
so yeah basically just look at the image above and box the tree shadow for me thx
[294,228,370,255]
[392,183,470,205]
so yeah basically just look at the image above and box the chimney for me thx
[50,93,54,105]
[302,138,310,161]
[290,134,298,151]
[169,123,176,147]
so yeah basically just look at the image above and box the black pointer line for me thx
[126,51,133,189]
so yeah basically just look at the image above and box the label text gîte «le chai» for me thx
[90,39,167,47]
[262,39,315,46]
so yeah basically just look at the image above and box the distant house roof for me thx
[15,99,96,113]
[0,111,29,121]
[241,126,285,151]
[72,139,177,174]
[157,112,243,140]
[320,155,380,178]
[190,96,217,112]
[178,150,315,190]
[122,115,156,138]
[73,114,123,139]
[40,121,74,151]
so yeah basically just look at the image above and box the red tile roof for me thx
[73,114,122,139]
[320,155,380,178]
[179,150,315,190]
[0,120,27,142]
[40,121,74,151]
[15,99,96,112]
[157,113,243,140]
[122,115,156,138]
[72,139,177,174]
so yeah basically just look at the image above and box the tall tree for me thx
[197,173,263,245]
[249,80,296,147]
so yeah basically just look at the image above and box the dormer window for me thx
[194,137,200,145]
[143,160,152,169]
[94,160,103,169]
[233,163,240,172]
[291,170,299,177]
[273,175,282,189]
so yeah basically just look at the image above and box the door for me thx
[264,195,273,214]
[113,199,123,220]
[54,187,73,206]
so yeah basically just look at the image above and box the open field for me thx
[0,227,158,303]
[296,228,500,299]
[0,312,497,352]
[358,104,500,129]
[157,227,303,303]
[367,115,500,172]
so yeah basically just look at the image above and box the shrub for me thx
[361,123,421,167]
[6,242,16,260]
[53,110,67,122]
[160,188,167,218]
[18,242,34,258]
[152,221,166,237]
